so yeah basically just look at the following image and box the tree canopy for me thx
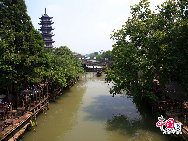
[106,0,188,101]
[0,0,47,94]
[96,50,114,62]
[0,0,84,100]
[45,46,84,91]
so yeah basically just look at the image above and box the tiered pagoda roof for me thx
[39,8,55,48]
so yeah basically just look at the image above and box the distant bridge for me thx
[75,54,110,72]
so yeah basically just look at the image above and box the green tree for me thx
[96,50,113,62]
[0,0,84,105]
[45,46,84,93]
[55,46,73,56]
[0,0,47,96]
[106,0,188,101]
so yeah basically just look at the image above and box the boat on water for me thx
[96,71,102,77]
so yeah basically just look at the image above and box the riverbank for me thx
[0,78,79,141]
[0,97,49,141]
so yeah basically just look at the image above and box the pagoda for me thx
[39,8,55,48]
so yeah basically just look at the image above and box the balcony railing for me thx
[43,38,53,40]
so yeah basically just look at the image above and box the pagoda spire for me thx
[39,8,55,48]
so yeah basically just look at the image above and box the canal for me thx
[22,73,170,141]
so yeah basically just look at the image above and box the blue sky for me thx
[25,0,165,55]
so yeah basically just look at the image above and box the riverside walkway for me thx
[0,97,49,141]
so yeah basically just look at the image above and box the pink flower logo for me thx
[166,118,174,129]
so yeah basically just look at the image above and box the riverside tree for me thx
[0,0,47,96]
[0,0,84,102]
[45,46,84,93]
[106,0,188,101]
[96,50,114,62]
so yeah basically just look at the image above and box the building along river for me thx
[22,73,171,141]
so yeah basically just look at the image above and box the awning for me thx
[20,89,41,95]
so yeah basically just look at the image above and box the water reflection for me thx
[106,114,159,135]
[82,95,140,121]
[106,114,172,141]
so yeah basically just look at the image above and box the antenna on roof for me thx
[45,8,46,14]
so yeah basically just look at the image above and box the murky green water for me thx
[22,73,170,141]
